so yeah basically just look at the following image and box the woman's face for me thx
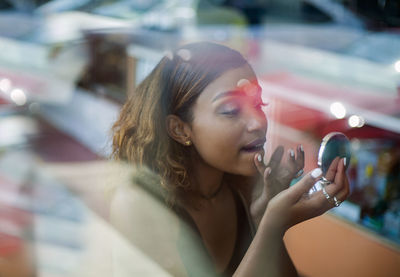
[189,64,267,176]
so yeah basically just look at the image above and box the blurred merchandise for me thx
[0,161,36,277]
[0,150,88,276]
[383,200,400,239]
[340,138,400,239]
[0,10,133,106]
[92,0,163,19]
[78,25,251,102]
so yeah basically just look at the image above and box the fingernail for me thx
[265,167,271,176]
[300,145,304,152]
[290,149,294,157]
[257,154,262,162]
[311,168,322,178]
[343,157,347,167]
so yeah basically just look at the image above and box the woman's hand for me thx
[262,157,350,234]
[250,145,304,228]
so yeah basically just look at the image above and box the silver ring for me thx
[322,187,331,200]
[333,196,342,207]
[295,169,304,178]
[320,176,331,187]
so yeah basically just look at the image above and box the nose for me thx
[246,109,267,133]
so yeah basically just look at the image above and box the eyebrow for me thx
[212,90,243,102]
[211,85,262,103]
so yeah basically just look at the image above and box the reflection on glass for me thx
[0,78,11,93]
[330,102,346,119]
[395,60,400,73]
[10,88,27,106]
[348,115,365,128]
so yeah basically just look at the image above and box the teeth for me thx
[244,144,263,150]
[242,141,264,151]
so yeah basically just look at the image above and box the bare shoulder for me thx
[110,183,187,276]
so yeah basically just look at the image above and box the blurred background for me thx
[0,0,399,276]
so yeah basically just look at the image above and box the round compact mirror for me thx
[309,132,351,194]
[318,132,351,174]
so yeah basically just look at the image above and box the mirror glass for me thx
[318,132,351,174]
[309,132,351,194]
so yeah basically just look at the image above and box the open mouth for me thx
[241,139,265,152]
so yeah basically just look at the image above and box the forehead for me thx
[197,65,259,103]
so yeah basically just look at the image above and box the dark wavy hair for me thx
[112,42,249,206]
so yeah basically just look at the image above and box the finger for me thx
[267,145,284,171]
[254,153,266,176]
[306,188,336,214]
[285,146,304,177]
[324,157,346,198]
[257,165,272,200]
[295,144,305,171]
[286,145,304,175]
[333,175,351,203]
[315,185,343,210]
[315,159,348,209]
[287,148,295,163]
[285,148,297,171]
[333,157,345,189]
[263,167,272,189]
[324,180,342,201]
[288,168,322,202]
[324,157,340,182]
[329,158,351,202]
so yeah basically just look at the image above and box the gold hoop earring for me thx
[184,140,192,146]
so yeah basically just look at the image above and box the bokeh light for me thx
[0,78,12,93]
[10,88,27,106]
[395,60,400,72]
[330,102,346,119]
[348,115,365,128]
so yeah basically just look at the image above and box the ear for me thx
[166,115,192,146]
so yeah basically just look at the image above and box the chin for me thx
[236,164,259,177]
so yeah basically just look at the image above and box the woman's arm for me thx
[235,215,298,277]
[236,145,303,276]
[237,183,298,276]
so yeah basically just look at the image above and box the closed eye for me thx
[220,107,240,116]
[218,101,241,116]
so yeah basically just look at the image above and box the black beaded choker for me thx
[199,182,225,200]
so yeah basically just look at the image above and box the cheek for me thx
[191,119,257,175]
[193,122,240,162]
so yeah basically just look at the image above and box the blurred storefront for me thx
[0,0,399,276]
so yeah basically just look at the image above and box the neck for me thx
[188,152,225,204]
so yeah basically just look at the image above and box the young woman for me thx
[110,42,350,276]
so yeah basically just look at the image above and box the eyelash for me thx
[220,101,268,117]
[254,102,269,111]
[220,105,240,116]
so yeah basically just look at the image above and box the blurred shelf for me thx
[260,72,400,134]
[38,89,121,157]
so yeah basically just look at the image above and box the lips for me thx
[241,138,266,152]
